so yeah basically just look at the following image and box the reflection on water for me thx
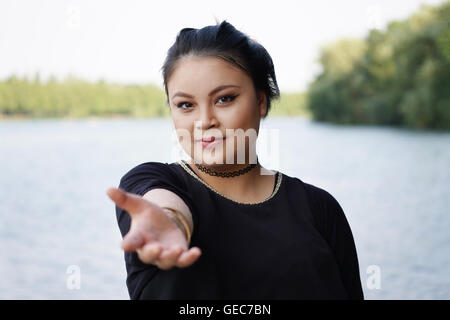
[0,117,449,299]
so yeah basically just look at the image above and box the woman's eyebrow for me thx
[171,85,240,100]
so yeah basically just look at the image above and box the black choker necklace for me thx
[194,158,259,178]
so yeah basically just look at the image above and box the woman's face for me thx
[167,55,267,167]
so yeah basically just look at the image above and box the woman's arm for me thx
[324,194,364,300]
[304,183,364,300]
[142,188,194,241]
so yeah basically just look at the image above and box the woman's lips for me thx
[200,137,225,148]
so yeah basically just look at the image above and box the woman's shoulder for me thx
[120,161,180,180]
[282,174,351,243]
[118,161,187,194]
[282,172,343,214]
[303,181,341,211]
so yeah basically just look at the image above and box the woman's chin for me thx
[190,151,227,166]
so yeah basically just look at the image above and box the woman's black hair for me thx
[160,20,280,118]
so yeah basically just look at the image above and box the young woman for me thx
[107,20,364,300]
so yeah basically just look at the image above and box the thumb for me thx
[121,231,145,252]
[106,187,149,215]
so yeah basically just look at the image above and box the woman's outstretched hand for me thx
[106,187,202,270]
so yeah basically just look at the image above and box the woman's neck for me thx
[187,160,276,203]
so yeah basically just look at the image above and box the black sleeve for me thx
[304,183,364,300]
[115,161,198,300]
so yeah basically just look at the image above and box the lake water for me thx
[0,117,449,299]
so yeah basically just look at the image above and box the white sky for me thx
[0,0,446,92]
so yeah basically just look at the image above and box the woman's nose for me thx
[198,105,219,130]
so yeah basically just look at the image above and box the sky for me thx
[0,0,446,92]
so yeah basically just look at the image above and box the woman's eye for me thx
[217,94,237,105]
[176,95,237,110]
[176,102,192,110]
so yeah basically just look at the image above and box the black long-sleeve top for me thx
[115,160,364,300]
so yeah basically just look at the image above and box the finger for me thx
[106,187,149,214]
[176,247,202,268]
[156,246,184,270]
[121,231,145,252]
[137,243,163,264]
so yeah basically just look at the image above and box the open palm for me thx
[107,187,201,270]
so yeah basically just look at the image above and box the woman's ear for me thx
[257,90,268,118]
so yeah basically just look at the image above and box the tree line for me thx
[0,75,170,118]
[307,1,450,130]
